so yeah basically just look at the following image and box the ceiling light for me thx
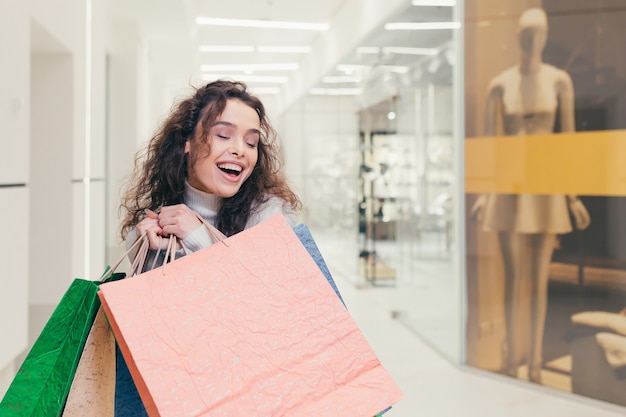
[198,45,311,54]
[200,63,299,72]
[381,65,410,74]
[382,47,439,56]
[336,64,370,74]
[384,22,462,30]
[358,46,439,56]
[257,46,312,53]
[357,47,381,54]
[196,17,329,31]
[322,75,362,83]
[198,45,255,53]
[201,74,289,83]
[411,0,456,6]
[309,88,362,96]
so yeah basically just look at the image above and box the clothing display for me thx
[482,193,572,234]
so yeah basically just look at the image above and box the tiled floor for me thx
[312,227,626,417]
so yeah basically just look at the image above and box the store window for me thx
[465,0,626,408]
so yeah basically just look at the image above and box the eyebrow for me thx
[213,121,261,136]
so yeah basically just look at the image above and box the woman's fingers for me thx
[145,208,159,219]
[136,217,167,250]
[146,231,169,251]
[138,204,202,245]
[157,204,201,239]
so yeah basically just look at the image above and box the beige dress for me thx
[482,64,573,234]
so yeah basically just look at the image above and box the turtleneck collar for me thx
[184,180,221,223]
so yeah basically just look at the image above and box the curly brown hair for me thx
[119,80,301,239]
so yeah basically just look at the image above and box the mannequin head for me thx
[518,8,548,58]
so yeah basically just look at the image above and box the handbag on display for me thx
[99,213,403,416]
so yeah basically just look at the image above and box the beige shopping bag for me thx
[61,306,116,416]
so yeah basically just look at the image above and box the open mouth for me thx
[218,163,243,177]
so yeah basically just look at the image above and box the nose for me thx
[229,138,245,156]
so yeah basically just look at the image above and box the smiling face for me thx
[185,99,260,197]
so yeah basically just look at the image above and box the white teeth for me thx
[218,163,242,172]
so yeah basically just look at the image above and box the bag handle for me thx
[193,212,228,243]
[129,235,150,276]
[100,233,149,281]
[104,210,228,280]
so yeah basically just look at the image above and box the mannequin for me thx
[471,8,590,383]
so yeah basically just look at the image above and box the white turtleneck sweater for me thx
[125,181,299,270]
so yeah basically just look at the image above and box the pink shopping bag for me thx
[98,213,403,416]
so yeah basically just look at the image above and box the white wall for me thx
[29,52,73,305]
[0,0,109,396]
[104,21,143,267]
[0,0,30,385]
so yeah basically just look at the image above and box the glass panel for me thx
[465,0,626,408]
[352,3,463,363]
[390,80,460,362]
[284,1,465,364]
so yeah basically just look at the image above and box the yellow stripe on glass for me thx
[465,130,626,196]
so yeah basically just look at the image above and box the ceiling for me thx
[106,0,456,112]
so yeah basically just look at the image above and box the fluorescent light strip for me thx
[381,65,410,73]
[199,45,255,52]
[385,22,462,30]
[412,0,456,6]
[322,75,362,83]
[198,45,312,53]
[257,45,312,53]
[384,46,439,55]
[336,64,370,73]
[200,63,298,72]
[358,46,439,56]
[357,47,381,54]
[334,64,407,75]
[309,88,362,96]
[196,17,329,31]
[201,74,289,83]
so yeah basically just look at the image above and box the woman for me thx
[120,80,301,266]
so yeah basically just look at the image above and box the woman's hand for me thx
[136,209,169,250]
[157,204,203,240]
[136,205,203,251]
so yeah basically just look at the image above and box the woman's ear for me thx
[184,140,190,154]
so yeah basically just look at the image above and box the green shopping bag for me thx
[0,270,126,417]
[0,236,147,416]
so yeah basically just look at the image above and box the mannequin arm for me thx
[557,72,588,229]
[484,82,503,137]
[567,195,590,230]
[557,72,576,133]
